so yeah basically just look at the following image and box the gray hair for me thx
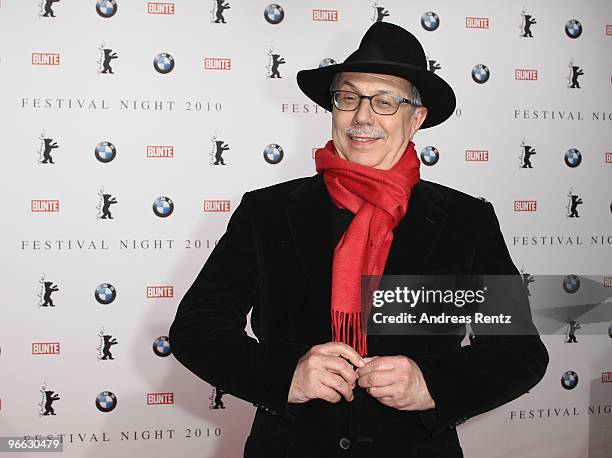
[330,72,422,108]
[407,83,422,108]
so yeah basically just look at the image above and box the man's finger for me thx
[320,372,354,402]
[318,342,365,368]
[356,356,397,377]
[322,356,358,387]
[357,369,395,388]
[366,385,398,399]
[317,385,342,404]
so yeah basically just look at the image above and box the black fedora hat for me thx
[297,22,456,129]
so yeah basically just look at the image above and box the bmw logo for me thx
[94,141,116,163]
[153,53,175,74]
[420,146,439,166]
[95,391,117,412]
[95,283,116,305]
[153,336,171,357]
[565,19,582,39]
[263,144,284,164]
[471,64,490,84]
[264,4,284,25]
[421,11,440,31]
[96,0,117,18]
[564,148,582,168]
[153,196,174,218]
[562,275,580,294]
[561,371,578,390]
[319,58,336,68]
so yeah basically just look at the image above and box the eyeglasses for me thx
[330,90,421,115]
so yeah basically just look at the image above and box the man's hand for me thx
[288,342,364,404]
[357,355,435,411]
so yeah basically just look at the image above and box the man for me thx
[169,23,548,457]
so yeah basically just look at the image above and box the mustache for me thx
[344,126,386,139]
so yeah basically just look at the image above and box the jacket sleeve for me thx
[169,192,309,420]
[413,202,549,436]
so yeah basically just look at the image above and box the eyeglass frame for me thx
[329,89,423,115]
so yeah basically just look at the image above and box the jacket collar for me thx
[286,173,448,291]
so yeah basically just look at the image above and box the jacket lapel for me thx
[286,174,335,300]
[384,179,448,273]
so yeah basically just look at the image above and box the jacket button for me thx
[339,437,350,450]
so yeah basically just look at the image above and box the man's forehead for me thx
[336,72,411,91]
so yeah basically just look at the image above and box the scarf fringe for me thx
[332,310,367,357]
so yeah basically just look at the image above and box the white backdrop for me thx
[0,1,610,457]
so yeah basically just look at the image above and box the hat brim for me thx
[297,61,456,129]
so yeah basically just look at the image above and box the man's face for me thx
[331,72,428,170]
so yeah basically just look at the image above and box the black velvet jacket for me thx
[169,175,549,458]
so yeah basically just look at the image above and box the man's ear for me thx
[410,106,428,138]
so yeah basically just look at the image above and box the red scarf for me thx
[315,140,420,356]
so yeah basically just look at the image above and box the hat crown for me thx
[295,21,456,129]
[345,22,426,70]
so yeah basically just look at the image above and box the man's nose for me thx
[353,97,375,125]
